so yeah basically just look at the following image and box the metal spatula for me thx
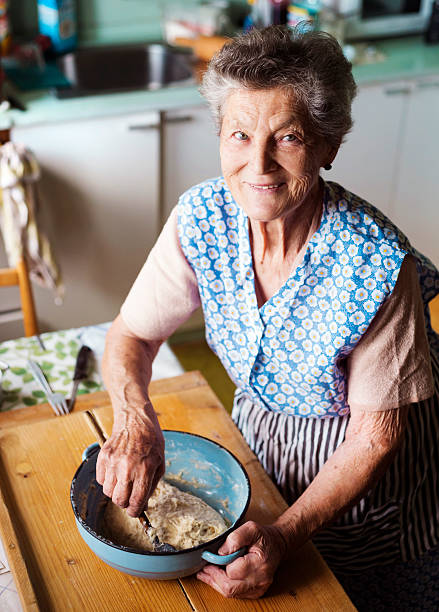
[138,511,176,553]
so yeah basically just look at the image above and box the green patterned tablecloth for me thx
[0,324,109,413]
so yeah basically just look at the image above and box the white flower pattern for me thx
[178,178,439,418]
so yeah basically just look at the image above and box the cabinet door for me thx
[329,82,408,216]
[391,78,439,267]
[13,111,160,331]
[161,105,221,335]
[162,105,221,222]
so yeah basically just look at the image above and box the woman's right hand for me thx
[95,403,165,517]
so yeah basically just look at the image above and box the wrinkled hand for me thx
[197,521,287,599]
[96,405,165,517]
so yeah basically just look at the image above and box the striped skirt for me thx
[231,347,439,574]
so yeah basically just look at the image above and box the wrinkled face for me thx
[219,88,335,222]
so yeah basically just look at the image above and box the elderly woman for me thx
[97,27,439,609]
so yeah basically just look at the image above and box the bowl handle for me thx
[201,547,246,566]
[82,442,100,461]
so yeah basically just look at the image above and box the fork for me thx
[27,359,69,416]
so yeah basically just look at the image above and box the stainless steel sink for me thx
[56,43,195,98]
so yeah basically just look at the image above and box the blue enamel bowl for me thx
[70,430,251,580]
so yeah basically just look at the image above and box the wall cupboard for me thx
[330,75,439,267]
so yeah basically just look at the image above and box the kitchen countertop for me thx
[350,35,439,85]
[4,35,439,130]
[6,81,204,128]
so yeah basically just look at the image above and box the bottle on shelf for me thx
[246,0,289,27]
[37,0,77,55]
[270,0,289,25]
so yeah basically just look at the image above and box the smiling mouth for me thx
[247,182,285,191]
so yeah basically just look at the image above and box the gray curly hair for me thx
[200,25,357,147]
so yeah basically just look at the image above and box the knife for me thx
[69,345,93,411]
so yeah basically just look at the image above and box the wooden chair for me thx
[0,258,39,337]
[430,295,439,334]
[0,130,39,337]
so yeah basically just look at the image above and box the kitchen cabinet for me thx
[4,104,221,338]
[330,75,439,267]
[161,104,221,334]
[162,104,221,221]
[11,111,161,332]
[390,78,439,266]
[330,82,407,216]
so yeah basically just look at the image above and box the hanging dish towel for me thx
[0,141,63,302]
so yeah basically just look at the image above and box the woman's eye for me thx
[233,131,248,141]
[282,134,298,142]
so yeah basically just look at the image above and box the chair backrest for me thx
[0,258,39,337]
[430,295,439,334]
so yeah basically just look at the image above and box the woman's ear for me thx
[322,144,340,170]
[328,143,340,164]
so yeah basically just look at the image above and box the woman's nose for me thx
[249,140,276,174]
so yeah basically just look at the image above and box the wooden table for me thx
[0,372,356,611]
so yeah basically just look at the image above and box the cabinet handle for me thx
[384,86,412,96]
[163,115,194,124]
[127,123,160,131]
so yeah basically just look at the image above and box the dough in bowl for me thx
[102,479,228,551]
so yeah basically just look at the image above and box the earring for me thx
[324,163,332,171]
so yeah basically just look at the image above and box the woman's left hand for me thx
[196,521,287,599]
